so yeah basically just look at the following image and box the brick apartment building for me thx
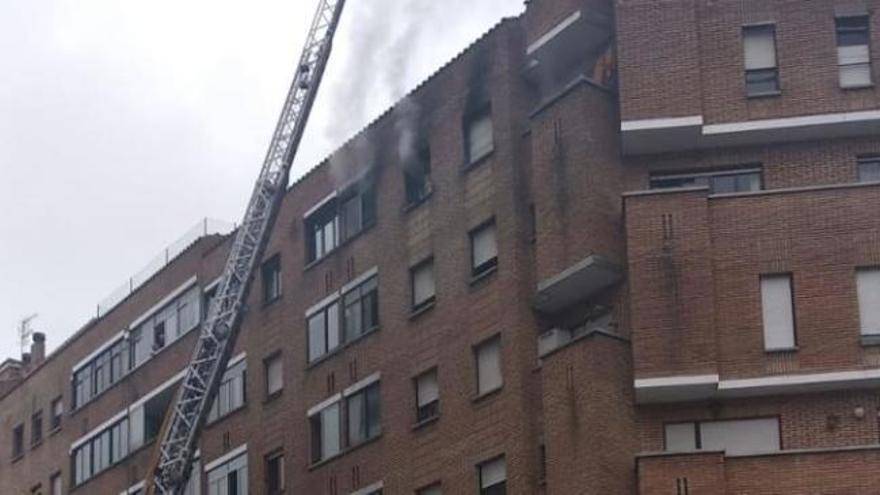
[3,0,880,493]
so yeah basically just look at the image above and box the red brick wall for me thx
[541,334,638,495]
[626,182,880,380]
[617,0,880,124]
[639,447,880,495]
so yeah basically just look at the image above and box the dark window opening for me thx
[266,452,284,494]
[31,411,43,446]
[650,168,762,194]
[404,145,432,205]
[262,255,283,304]
[12,424,24,459]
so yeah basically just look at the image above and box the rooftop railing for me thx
[95,218,234,318]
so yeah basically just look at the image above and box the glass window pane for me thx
[327,303,340,350]
[322,403,341,458]
[347,392,366,446]
[308,313,326,361]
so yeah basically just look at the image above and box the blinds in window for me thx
[480,457,507,488]
[477,339,502,394]
[473,224,498,269]
[857,268,880,335]
[760,274,796,350]
[417,371,439,407]
[413,263,435,306]
[743,26,777,69]
[700,418,780,456]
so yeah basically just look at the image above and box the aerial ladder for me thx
[145,1,346,493]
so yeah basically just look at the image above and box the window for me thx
[207,452,248,495]
[128,284,201,370]
[31,410,43,447]
[836,16,872,88]
[478,456,507,495]
[664,418,781,455]
[346,382,382,447]
[309,376,382,464]
[650,168,762,194]
[743,24,779,95]
[307,274,379,363]
[12,423,24,459]
[310,402,341,463]
[858,157,880,182]
[465,105,494,164]
[470,220,498,278]
[306,181,376,264]
[308,301,341,362]
[50,397,63,431]
[306,199,338,263]
[72,336,129,408]
[760,274,797,351]
[265,354,283,399]
[857,268,880,336]
[265,451,285,494]
[72,416,130,485]
[262,255,282,304]
[50,472,61,495]
[404,145,432,205]
[343,276,379,342]
[417,483,442,495]
[475,336,503,396]
[208,357,247,422]
[415,369,440,423]
[340,186,377,242]
[411,259,436,311]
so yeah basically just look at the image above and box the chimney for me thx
[31,332,46,366]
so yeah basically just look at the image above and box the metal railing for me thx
[96,218,234,318]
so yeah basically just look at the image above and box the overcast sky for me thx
[0,0,524,362]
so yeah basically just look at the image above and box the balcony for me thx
[533,254,622,313]
[638,447,880,495]
[624,182,880,403]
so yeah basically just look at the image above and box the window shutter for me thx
[417,371,439,407]
[480,457,507,488]
[857,268,880,335]
[664,423,697,451]
[267,357,283,394]
[743,26,777,69]
[413,263,436,306]
[699,418,780,455]
[473,224,498,269]
[760,274,796,350]
[477,338,502,394]
[468,113,494,161]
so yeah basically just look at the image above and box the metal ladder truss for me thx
[148,1,346,493]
